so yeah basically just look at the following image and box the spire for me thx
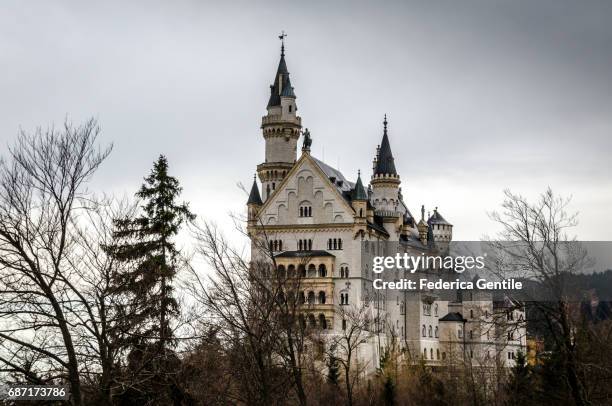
[247,175,263,206]
[267,32,295,108]
[374,115,398,176]
[352,170,368,201]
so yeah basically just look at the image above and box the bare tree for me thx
[0,119,111,406]
[327,303,374,406]
[489,188,591,406]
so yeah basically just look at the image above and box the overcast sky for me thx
[1,0,611,243]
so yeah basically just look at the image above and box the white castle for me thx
[246,39,526,371]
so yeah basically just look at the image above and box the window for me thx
[318,291,326,304]
[428,325,433,337]
[469,330,473,340]
[434,303,438,317]
[298,239,312,251]
[318,264,327,277]
[508,351,515,360]
[470,309,474,319]
[423,349,427,359]
[269,240,283,252]
[329,238,343,250]
[299,205,312,217]
[307,291,315,304]
[507,311,514,321]
[435,326,439,338]
[340,266,349,278]
[400,301,405,315]
[508,332,513,341]
[458,327,463,339]
[289,105,292,113]
[437,349,440,360]
[423,303,431,316]
[422,325,426,337]
[430,349,434,360]
[340,292,349,305]
[442,352,446,360]
[342,319,347,330]
[470,350,473,359]
[318,314,327,329]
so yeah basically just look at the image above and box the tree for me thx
[489,188,590,406]
[0,119,111,406]
[328,303,374,406]
[505,351,535,406]
[105,155,194,404]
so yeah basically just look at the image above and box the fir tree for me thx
[108,155,195,351]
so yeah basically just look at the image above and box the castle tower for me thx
[246,175,263,231]
[371,115,402,236]
[257,34,302,201]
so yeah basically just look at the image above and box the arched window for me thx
[400,301,405,315]
[340,292,348,305]
[422,325,426,337]
[279,240,282,251]
[318,314,327,329]
[298,240,303,250]
[442,352,447,360]
[287,264,295,277]
[308,239,312,250]
[269,240,274,251]
[308,314,316,328]
[289,105,292,113]
[277,265,286,278]
[428,325,433,337]
[318,264,327,277]
[297,291,305,304]
[308,207,312,217]
[359,208,363,217]
[333,239,337,250]
[307,264,316,277]
[273,240,278,251]
[299,314,306,329]
[307,291,315,304]
[435,326,439,338]
[298,264,306,278]
[338,239,342,250]
[318,291,326,304]
[437,349,440,360]
[434,303,438,317]
[423,349,427,359]
[430,349,433,360]
[470,309,474,319]
[327,239,332,250]
[299,207,304,217]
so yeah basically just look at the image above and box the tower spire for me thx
[279,31,287,56]
[374,115,397,176]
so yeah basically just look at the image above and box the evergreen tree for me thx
[109,155,195,349]
[505,351,536,406]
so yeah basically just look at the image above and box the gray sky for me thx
[1,0,611,242]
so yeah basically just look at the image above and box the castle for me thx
[246,39,526,371]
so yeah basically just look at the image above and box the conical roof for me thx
[352,171,367,201]
[374,116,397,176]
[247,178,263,205]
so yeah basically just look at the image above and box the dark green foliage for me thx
[107,155,195,348]
[505,351,536,406]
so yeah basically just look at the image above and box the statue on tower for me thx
[302,128,312,153]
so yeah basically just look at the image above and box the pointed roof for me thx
[267,45,295,108]
[427,207,452,226]
[247,177,263,205]
[352,170,367,201]
[374,115,398,176]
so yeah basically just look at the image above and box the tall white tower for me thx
[257,34,302,201]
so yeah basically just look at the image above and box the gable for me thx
[258,155,355,226]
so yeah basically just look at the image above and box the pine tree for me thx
[108,155,195,351]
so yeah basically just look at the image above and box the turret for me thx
[247,175,263,228]
[257,33,302,201]
[417,205,428,244]
[428,207,453,250]
[352,170,368,219]
[370,115,402,237]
